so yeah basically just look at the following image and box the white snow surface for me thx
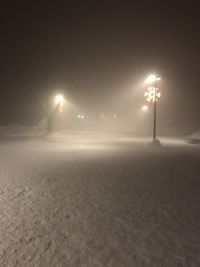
[0,132,200,266]
[188,130,200,140]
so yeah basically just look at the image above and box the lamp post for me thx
[55,95,65,131]
[153,79,157,139]
[55,94,64,113]
[46,94,65,134]
[144,75,161,141]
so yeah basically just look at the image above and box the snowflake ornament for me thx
[144,87,161,102]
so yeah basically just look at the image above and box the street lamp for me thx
[77,114,84,119]
[144,74,161,142]
[142,105,148,112]
[55,94,64,112]
[145,74,161,84]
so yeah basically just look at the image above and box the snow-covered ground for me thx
[188,130,200,140]
[0,132,200,266]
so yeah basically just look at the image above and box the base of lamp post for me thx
[151,138,162,148]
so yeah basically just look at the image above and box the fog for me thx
[35,80,191,138]
[1,2,200,266]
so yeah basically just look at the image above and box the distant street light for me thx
[55,94,64,112]
[142,105,148,112]
[145,74,161,84]
[77,114,84,119]
[144,75,161,141]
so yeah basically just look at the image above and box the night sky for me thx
[0,2,199,130]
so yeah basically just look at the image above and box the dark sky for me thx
[0,2,199,129]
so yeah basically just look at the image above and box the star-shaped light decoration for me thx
[144,87,161,102]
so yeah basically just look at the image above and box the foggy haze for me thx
[1,3,200,265]
[0,2,199,134]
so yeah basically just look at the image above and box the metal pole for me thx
[153,80,157,139]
